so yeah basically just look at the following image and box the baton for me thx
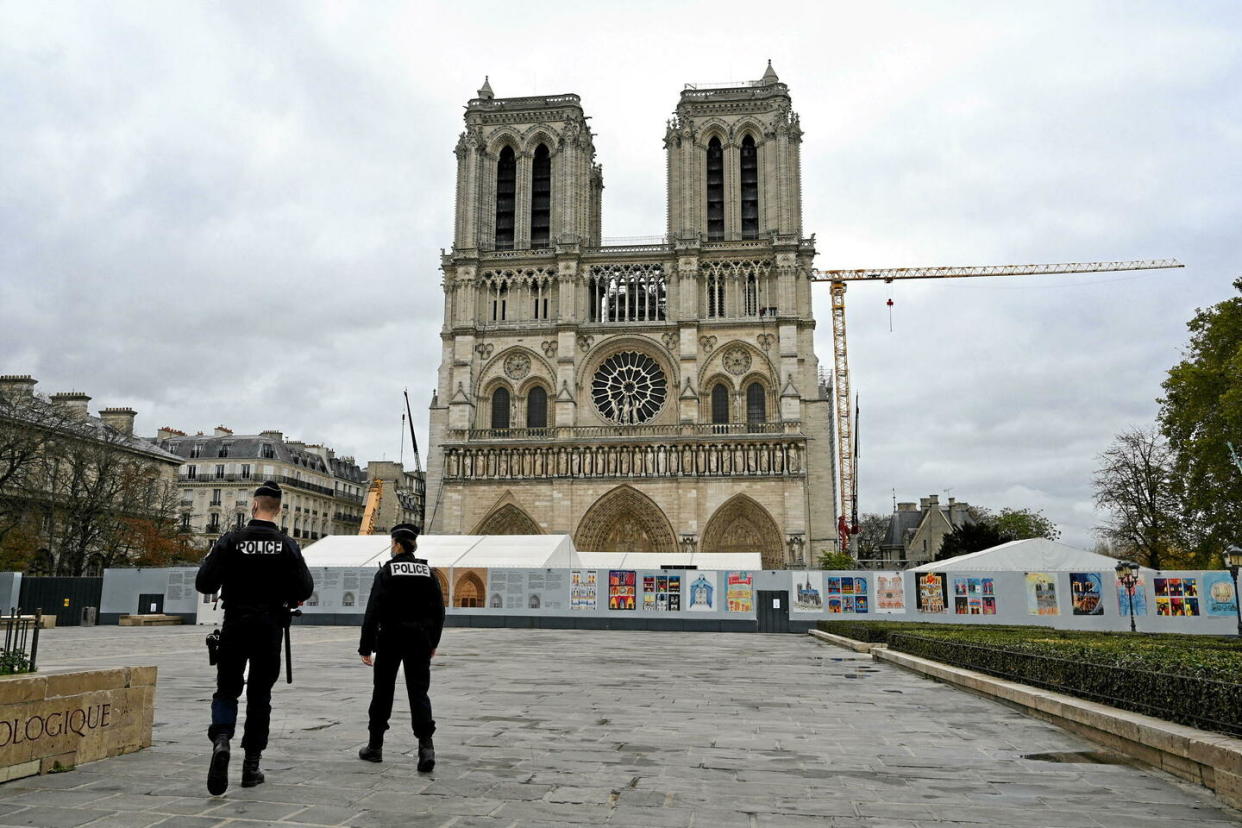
[284,608,302,684]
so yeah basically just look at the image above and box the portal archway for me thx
[574,485,677,556]
[453,572,485,608]
[473,503,541,535]
[701,494,784,569]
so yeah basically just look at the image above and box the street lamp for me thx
[1223,545,1242,637]
[1115,560,1141,633]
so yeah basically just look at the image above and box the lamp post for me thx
[1115,560,1140,633]
[1224,545,1242,638]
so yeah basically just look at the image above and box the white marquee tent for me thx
[302,534,581,570]
[576,551,763,571]
[909,538,1130,573]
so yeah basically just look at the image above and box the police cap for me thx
[390,523,420,542]
[254,480,283,499]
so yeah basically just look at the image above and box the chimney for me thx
[919,497,930,512]
[157,427,186,440]
[260,430,283,441]
[897,502,917,512]
[100,407,137,436]
[928,494,940,508]
[0,375,37,397]
[948,497,956,506]
[50,392,91,420]
[214,425,233,437]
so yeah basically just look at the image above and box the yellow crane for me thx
[809,258,1185,552]
[358,478,385,536]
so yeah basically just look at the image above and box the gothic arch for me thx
[453,572,485,608]
[697,342,776,389]
[473,503,542,535]
[574,485,677,556]
[701,494,784,569]
[733,118,766,145]
[479,346,555,393]
[522,127,559,156]
[484,128,523,158]
[432,568,449,606]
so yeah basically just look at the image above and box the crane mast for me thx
[811,258,1184,553]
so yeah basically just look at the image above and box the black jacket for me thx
[358,552,445,655]
[196,519,314,618]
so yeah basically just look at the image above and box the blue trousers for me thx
[208,615,282,751]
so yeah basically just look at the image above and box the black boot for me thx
[240,751,265,788]
[417,737,435,773]
[358,737,383,763]
[207,734,231,795]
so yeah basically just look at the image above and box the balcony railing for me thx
[451,421,798,443]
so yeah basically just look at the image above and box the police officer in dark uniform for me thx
[196,480,313,795]
[358,523,444,772]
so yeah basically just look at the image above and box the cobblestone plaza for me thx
[0,625,1235,826]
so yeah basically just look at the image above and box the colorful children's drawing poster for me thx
[875,573,906,613]
[1069,573,1104,616]
[951,577,996,615]
[570,569,597,611]
[640,572,682,612]
[686,572,715,611]
[825,575,869,613]
[608,570,636,610]
[1116,574,1148,617]
[916,573,946,613]
[1025,572,1059,616]
[1154,577,1200,617]
[792,571,824,612]
[726,572,753,612]
[1203,572,1239,616]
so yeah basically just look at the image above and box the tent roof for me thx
[303,534,580,569]
[910,538,1126,572]
[575,551,762,571]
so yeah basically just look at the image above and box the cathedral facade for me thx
[424,64,837,568]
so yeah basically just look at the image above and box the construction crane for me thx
[810,258,1185,552]
[358,478,385,536]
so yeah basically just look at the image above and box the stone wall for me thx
[0,666,155,781]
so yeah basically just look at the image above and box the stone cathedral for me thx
[424,64,838,568]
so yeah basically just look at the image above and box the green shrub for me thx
[0,650,31,675]
[826,622,1242,736]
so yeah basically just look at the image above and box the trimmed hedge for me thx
[816,620,1242,736]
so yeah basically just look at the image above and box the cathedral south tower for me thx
[425,65,838,568]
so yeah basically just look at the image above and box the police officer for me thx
[357,523,444,772]
[196,480,313,796]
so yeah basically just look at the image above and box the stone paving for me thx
[0,625,1236,827]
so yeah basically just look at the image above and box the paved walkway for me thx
[0,626,1236,827]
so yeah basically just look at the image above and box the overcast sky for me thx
[2,1,1239,549]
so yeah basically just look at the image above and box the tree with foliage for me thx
[990,507,1060,541]
[936,521,1014,561]
[817,550,856,570]
[1093,427,1196,569]
[1159,277,1242,561]
[848,513,890,562]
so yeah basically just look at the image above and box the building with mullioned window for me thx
[424,64,838,568]
[153,429,426,551]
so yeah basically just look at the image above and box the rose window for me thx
[592,351,667,425]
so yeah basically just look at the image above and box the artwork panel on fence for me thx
[826,574,869,614]
[608,570,636,611]
[571,569,598,611]
[875,572,905,613]
[951,577,996,615]
[1115,575,1148,617]
[791,571,824,612]
[916,573,946,613]
[1154,577,1200,617]
[1025,572,1059,616]
[726,571,753,613]
[640,572,682,612]
[1202,572,1239,616]
[1069,572,1104,616]
[686,572,716,611]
